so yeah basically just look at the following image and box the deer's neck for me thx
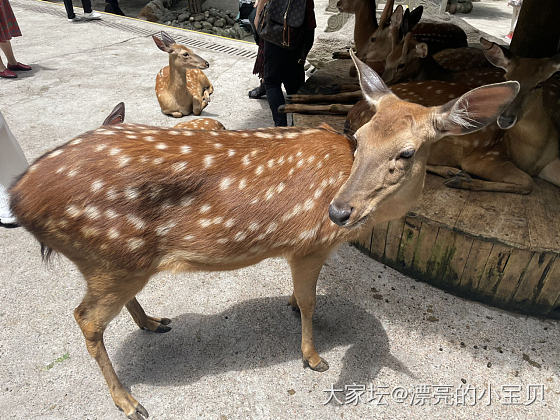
[505,89,558,175]
[168,58,188,96]
[354,1,377,55]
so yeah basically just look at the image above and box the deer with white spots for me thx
[154,32,213,118]
[9,52,518,419]
[381,32,504,87]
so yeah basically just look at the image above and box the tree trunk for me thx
[510,0,560,57]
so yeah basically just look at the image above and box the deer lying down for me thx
[9,52,518,419]
[154,32,213,118]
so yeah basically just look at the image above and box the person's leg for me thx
[263,42,288,126]
[82,0,93,14]
[62,0,76,19]
[0,41,17,66]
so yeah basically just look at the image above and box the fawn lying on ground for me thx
[9,52,518,419]
[154,32,213,118]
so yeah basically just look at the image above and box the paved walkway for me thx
[1,1,558,420]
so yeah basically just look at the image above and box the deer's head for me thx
[153,32,209,70]
[382,32,428,84]
[481,37,560,129]
[329,52,520,228]
[363,4,422,65]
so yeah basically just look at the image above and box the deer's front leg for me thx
[287,251,330,372]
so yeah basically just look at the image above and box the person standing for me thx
[0,0,31,79]
[255,0,316,126]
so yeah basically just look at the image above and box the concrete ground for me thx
[1,1,559,419]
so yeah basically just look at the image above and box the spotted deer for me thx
[335,0,379,58]
[381,32,504,87]
[9,52,518,419]
[359,3,466,74]
[154,32,213,118]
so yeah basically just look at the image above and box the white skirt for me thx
[0,111,28,189]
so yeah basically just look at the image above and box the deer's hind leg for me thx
[126,297,171,333]
[74,271,151,420]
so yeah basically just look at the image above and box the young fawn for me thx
[154,32,213,118]
[9,52,518,419]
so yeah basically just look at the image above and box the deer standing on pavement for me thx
[9,52,518,419]
[154,32,213,118]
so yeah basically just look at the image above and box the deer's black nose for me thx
[204,61,210,69]
[329,203,353,226]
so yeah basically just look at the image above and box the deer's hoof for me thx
[155,324,172,333]
[126,402,148,420]
[303,357,330,372]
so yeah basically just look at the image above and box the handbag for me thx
[257,0,307,49]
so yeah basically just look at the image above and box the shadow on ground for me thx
[114,295,410,391]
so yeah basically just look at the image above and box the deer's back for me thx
[10,124,353,272]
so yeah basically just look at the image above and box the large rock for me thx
[306,15,355,69]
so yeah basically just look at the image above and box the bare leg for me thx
[287,250,330,372]
[125,297,171,333]
[0,41,18,66]
[74,273,150,419]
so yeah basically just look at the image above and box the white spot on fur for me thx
[265,187,274,200]
[276,182,285,194]
[200,204,211,214]
[156,143,168,150]
[255,132,274,139]
[285,132,299,139]
[108,228,119,239]
[199,218,211,228]
[227,149,236,157]
[84,205,100,219]
[248,222,260,232]
[105,209,118,219]
[234,231,247,241]
[67,169,78,178]
[303,198,314,211]
[56,166,66,174]
[180,145,191,154]
[65,205,81,218]
[169,130,180,135]
[213,142,223,148]
[204,155,214,168]
[48,150,63,158]
[220,177,233,190]
[238,178,247,189]
[242,154,251,166]
[124,187,139,200]
[126,135,137,139]
[70,138,82,145]
[217,238,228,244]
[267,159,275,168]
[109,148,121,156]
[184,235,194,241]
[277,156,285,165]
[91,180,104,192]
[118,156,131,167]
[296,159,304,168]
[144,136,155,142]
[126,215,145,230]
[153,157,164,164]
[181,197,194,207]
[224,218,235,228]
[127,238,144,250]
[289,168,295,176]
[255,165,264,175]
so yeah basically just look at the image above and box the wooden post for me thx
[510,0,560,57]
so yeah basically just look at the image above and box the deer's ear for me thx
[379,0,395,27]
[103,103,125,126]
[433,81,520,138]
[390,5,404,29]
[160,31,176,47]
[351,50,392,108]
[409,6,423,29]
[480,37,510,70]
[153,35,171,53]
[414,42,428,58]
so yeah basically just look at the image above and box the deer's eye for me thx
[399,148,415,159]
[183,52,190,57]
[370,37,376,42]
[397,63,405,70]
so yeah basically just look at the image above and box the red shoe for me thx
[7,62,32,71]
[0,69,17,78]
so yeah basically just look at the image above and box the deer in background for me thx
[359,3,466,73]
[9,52,518,419]
[154,32,213,118]
[381,32,504,87]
